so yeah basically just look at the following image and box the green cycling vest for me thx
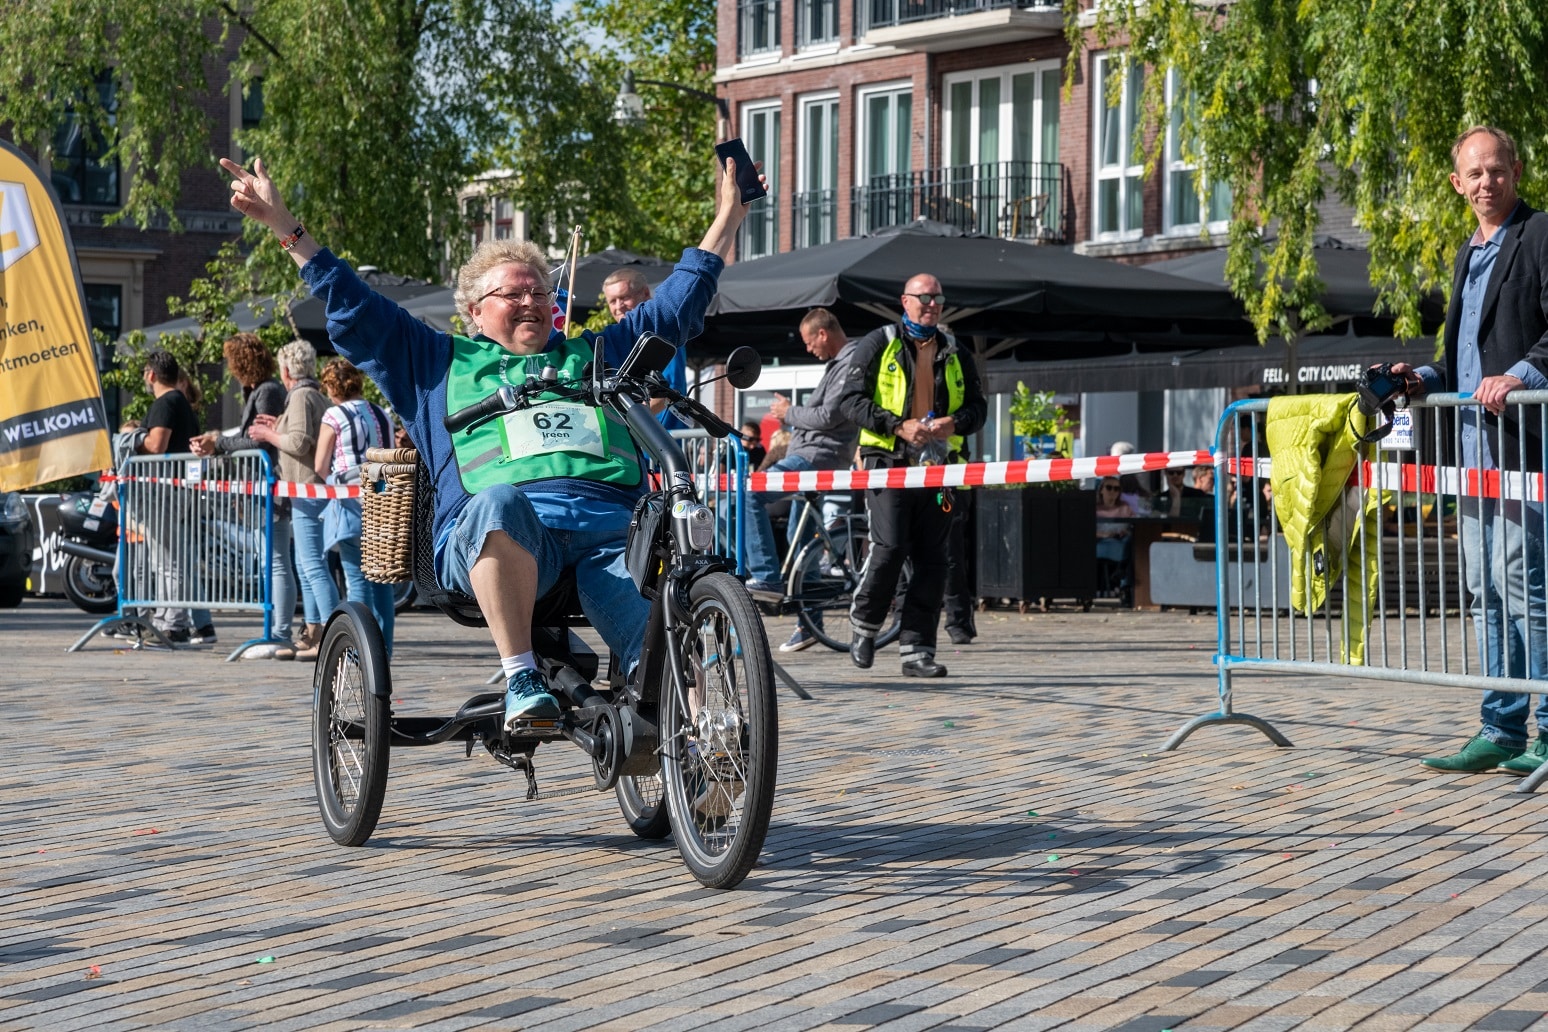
[445,334,643,493]
[858,331,966,455]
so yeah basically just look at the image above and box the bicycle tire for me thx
[788,521,906,652]
[615,770,671,840]
[660,572,777,889]
[311,602,391,847]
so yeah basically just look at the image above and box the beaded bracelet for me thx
[278,224,306,251]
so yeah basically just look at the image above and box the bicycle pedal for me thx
[507,717,563,736]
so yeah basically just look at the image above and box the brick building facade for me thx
[713,0,1231,265]
[7,29,246,348]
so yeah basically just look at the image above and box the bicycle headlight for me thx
[685,502,714,551]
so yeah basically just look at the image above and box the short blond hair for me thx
[454,239,552,314]
[277,338,316,381]
[1452,126,1519,170]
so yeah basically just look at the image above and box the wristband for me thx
[278,224,306,250]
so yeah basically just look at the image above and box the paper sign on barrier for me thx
[0,140,113,491]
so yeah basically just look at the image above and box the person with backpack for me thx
[315,357,398,656]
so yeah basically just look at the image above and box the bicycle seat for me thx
[410,457,588,631]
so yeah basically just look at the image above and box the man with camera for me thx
[1390,126,1548,776]
[838,274,987,677]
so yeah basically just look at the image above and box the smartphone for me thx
[714,137,767,204]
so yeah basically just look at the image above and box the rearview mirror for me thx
[724,347,762,390]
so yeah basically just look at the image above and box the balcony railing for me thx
[793,189,838,248]
[738,0,782,59]
[858,0,1058,33]
[739,199,781,259]
[851,160,1067,242]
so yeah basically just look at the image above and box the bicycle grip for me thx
[444,386,514,434]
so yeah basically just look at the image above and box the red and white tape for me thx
[104,474,362,499]
[1227,456,1548,504]
[746,449,1215,493]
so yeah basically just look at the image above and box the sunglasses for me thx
[905,292,946,306]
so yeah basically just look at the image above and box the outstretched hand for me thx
[218,157,294,232]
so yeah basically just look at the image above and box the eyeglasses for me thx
[479,287,551,306]
[905,292,946,306]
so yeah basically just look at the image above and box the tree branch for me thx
[219,2,283,61]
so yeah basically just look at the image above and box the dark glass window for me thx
[52,72,119,207]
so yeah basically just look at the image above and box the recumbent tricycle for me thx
[308,335,777,890]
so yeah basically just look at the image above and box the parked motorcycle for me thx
[55,491,118,614]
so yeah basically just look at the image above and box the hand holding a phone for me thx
[698,146,769,260]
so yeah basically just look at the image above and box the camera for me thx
[1356,362,1421,417]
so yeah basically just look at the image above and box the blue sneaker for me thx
[504,668,560,731]
[779,627,818,653]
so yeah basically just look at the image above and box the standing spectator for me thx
[315,358,398,654]
[839,275,987,677]
[249,340,330,661]
[742,309,861,653]
[192,333,296,657]
[136,350,209,644]
[602,268,689,430]
[1398,126,1548,775]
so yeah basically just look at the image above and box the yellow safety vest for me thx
[858,331,966,456]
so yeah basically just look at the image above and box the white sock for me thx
[500,651,537,679]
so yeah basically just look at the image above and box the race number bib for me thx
[501,403,606,461]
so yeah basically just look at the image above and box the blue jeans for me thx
[440,485,649,669]
[743,454,816,584]
[1460,497,1548,745]
[269,515,296,641]
[291,497,338,625]
[337,536,395,655]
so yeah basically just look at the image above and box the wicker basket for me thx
[360,447,418,584]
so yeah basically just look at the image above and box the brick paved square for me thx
[5,602,1548,1030]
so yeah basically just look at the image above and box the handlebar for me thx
[445,385,518,434]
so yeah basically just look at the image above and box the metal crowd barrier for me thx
[70,450,283,660]
[1166,391,1548,793]
[668,427,748,575]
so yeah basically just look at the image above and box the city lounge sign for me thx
[1262,362,1366,386]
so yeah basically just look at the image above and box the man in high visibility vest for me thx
[837,273,987,677]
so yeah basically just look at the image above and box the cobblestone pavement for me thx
[3,598,1548,1032]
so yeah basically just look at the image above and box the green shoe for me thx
[1498,735,1548,775]
[1420,734,1523,772]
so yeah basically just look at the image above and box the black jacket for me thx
[1419,202,1548,471]
[838,323,988,467]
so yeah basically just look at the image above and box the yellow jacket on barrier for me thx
[1264,394,1381,663]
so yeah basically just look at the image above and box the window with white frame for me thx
[942,62,1061,239]
[1163,69,1230,234]
[740,101,781,258]
[853,83,912,236]
[796,94,839,247]
[1092,54,1144,240]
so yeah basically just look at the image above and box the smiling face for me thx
[468,262,553,354]
[900,274,943,329]
[603,279,650,322]
[800,324,841,361]
[1451,131,1521,229]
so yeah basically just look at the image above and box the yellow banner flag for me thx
[0,139,113,491]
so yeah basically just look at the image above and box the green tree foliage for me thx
[0,0,556,292]
[491,0,718,260]
[102,242,299,424]
[1072,0,1548,344]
